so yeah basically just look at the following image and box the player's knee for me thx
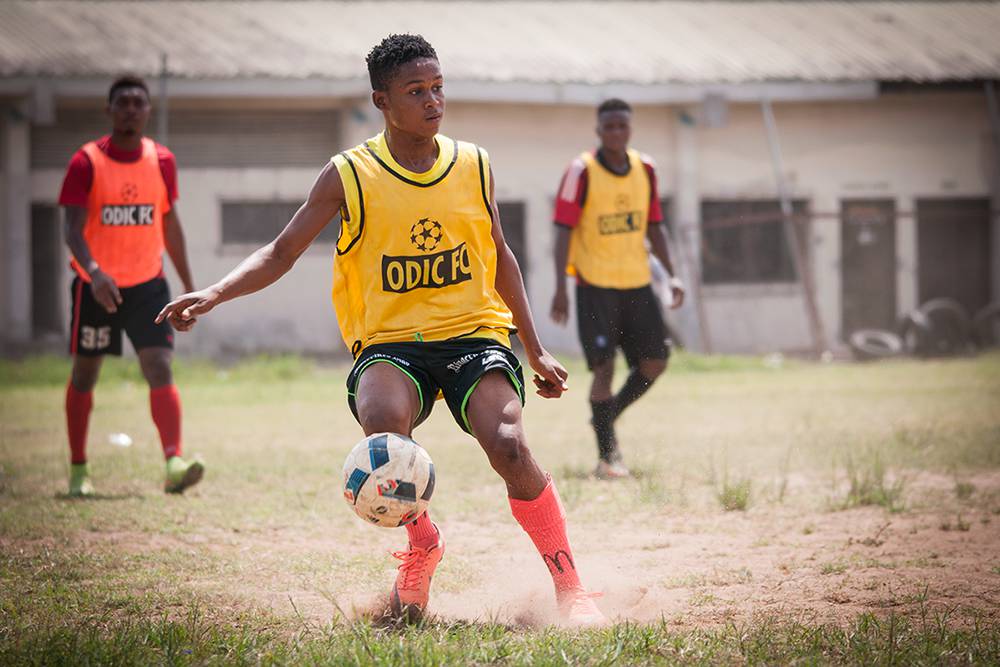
[591,359,614,385]
[640,358,667,380]
[140,353,173,388]
[70,365,100,392]
[358,402,412,436]
[485,423,528,472]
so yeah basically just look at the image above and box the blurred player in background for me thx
[156,34,605,626]
[550,98,685,479]
[59,75,203,496]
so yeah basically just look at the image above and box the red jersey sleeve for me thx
[553,157,588,228]
[156,143,179,208]
[58,149,94,208]
[641,154,663,224]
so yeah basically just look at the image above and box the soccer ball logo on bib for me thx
[121,182,139,204]
[410,218,443,252]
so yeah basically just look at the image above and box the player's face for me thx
[597,110,631,154]
[107,87,151,137]
[375,58,445,138]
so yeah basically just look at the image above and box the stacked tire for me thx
[849,299,997,361]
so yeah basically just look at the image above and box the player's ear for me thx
[372,89,388,111]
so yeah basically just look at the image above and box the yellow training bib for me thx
[331,132,515,356]
[568,148,652,289]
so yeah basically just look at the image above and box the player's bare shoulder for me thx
[312,158,347,205]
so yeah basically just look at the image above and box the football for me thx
[342,432,435,527]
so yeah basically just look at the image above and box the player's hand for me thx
[155,288,220,332]
[90,269,122,314]
[668,277,686,309]
[550,289,569,325]
[528,348,569,398]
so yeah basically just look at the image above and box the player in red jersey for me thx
[59,75,203,495]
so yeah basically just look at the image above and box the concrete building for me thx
[2,1,998,357]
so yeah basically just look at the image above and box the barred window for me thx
[221,201,338,245]
[700,199,809,284]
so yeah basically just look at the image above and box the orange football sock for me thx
[405,510,438,548]
[508,476,583,595]
[150,384,182,459]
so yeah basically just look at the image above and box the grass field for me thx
[1,351,999,665]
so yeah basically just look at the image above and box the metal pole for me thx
[157,52,168,145]
[760,98,828,357]
[984,81,1000,302]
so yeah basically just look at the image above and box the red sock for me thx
[65,383,93,465]
[508,476,583,596]
[150,384,182,459]
[405,510,439,548]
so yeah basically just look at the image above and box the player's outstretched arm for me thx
[156,161,346,331]
[488,168,569,398]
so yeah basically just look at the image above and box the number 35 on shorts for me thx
[80,325,111,351]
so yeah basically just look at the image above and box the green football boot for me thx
[164,456,205,494]
[68,463,95,497]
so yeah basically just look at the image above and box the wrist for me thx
[525,341,546,360]
[87,262,102,276]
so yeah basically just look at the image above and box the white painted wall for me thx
[31,166,341,357]
[14,90,995,357]
[691,92,991,352]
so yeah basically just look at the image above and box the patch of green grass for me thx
[717,476,751,512]
[667,350,799,374]
[3,610,999,666]
[939,514,971,532]
[821,560,848,575]
[954,481,976,501]
[835,450,906,512]
[664,568,753,589]
[0,353,315,389]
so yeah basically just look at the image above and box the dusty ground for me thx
[11,470,995,632]
[2,353,998,636]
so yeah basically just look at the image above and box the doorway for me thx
[841,199,897,337]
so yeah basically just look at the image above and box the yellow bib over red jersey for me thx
[72,137,168,287]
[568,148,652,289]
[330,132,514,356]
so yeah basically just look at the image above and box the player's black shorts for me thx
[69,275,174,357]
[346,338,525,435]
[576,282,670,370]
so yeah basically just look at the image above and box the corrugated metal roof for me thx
[1,1,998,84]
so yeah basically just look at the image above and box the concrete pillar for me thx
[896,194,918,316]
[812,192,841,345]
[671,107,706,351]
[1,99,32,347]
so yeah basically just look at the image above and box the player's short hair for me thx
[366,34,438,91]
[597,98,632,117]
[108,75,150,103]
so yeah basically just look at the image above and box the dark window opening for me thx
[700,199,809,284]
[221,201,339,246]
